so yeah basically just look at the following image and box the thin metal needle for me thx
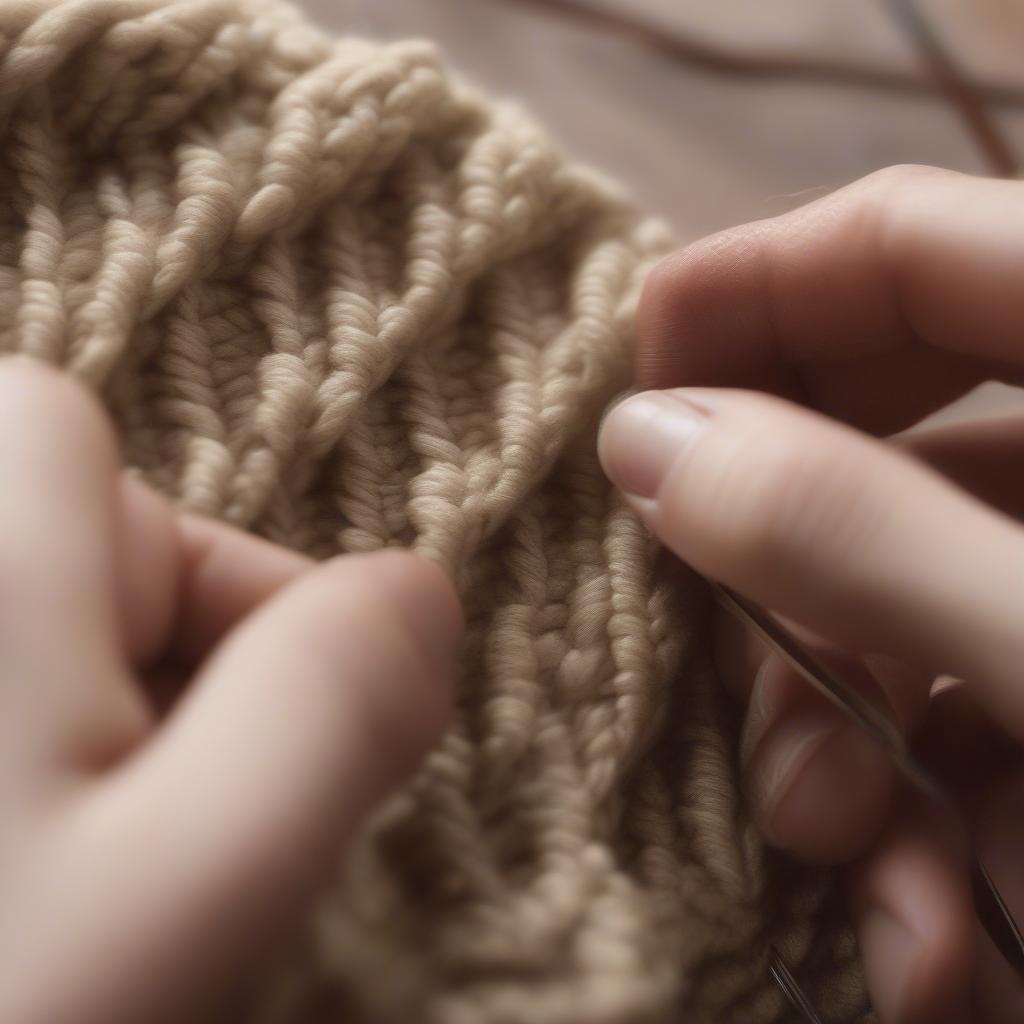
[710,583,943,800]
[708,582,1024,1006]
[973,860,1024,977]
[768,948,825,1024]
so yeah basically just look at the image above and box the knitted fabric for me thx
[0,1,867,1020]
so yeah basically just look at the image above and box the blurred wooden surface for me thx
[295,0,1024,240]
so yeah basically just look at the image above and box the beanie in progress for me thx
[0,1,867,1020]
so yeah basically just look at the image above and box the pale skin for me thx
[0,358,462,1023]
[4,165,1023,1024]
[599,165,1024,1024]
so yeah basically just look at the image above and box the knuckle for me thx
[856,164,961,210]
[639,249,696,329]
[837,164,951,229]
[643,250,685,304]
[861,163,946,192]
[325,561,452,739]
[640,231,744,323]
[845,165,957,239]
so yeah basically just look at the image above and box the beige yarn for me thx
[0,1,869,1020]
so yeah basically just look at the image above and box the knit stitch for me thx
[0,1,867,1020]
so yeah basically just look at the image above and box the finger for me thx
[719,593,933,863]
[715,605,930,725]
[598,388,1024,737]
[741,652,897,862]
[0,358,148,770]
[898,415,1024,522]
[170,511,312,665]
[717,606,928,863]
[637,166,1024,432]
[971,766,1024,1023]
[115,476,311,669]
[847,799,974,1024]
[116,475,180,667]
[915,688,1024,1019]
[62,550,460,1020]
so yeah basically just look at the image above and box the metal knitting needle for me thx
[768,948,825,1024]
[708,582,1024,1017]
[710,584,942,801]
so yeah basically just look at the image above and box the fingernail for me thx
[740,655,787,765]
[747,702,893,862]
[859,906,918,1021]
[598,390,709,499]
[745,702,843,839]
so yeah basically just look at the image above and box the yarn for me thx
[0,1,868,1020]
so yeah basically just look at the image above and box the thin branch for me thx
[493,0,1024,113]
[885,0,1017,175]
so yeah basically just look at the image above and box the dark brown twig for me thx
[494,0,1024,115]
[885,0,1017,175]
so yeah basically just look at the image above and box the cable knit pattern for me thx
[0,2,868,1020]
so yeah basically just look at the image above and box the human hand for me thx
[598,166,1024,1024]
[0,359,461,1023]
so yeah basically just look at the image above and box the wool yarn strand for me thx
[0,2,869,1020]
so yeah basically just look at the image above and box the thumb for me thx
[61,549,460,1023]
[598,388,1024,737]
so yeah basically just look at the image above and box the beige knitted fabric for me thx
[0,1,867,1020]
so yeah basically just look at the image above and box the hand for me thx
[0,359,461,1023]
[598,166,1024,1024]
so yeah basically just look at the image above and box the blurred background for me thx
[298,0,1024,415]
[299,0,1024,239]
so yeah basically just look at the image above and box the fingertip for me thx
[307,549,462,774]
[848,809,974,1024]
[597,389,709,500]
[330,548,463,692]
[857,908,971,1024]
[368,548,464,661]
[743,657,896,864]
[0,355,116,465]
[752,716,895,863]
[172,513,311,664]
[117,474,180,666]
[112,549,465,913]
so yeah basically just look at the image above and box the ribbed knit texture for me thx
[0,1,869,1020]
